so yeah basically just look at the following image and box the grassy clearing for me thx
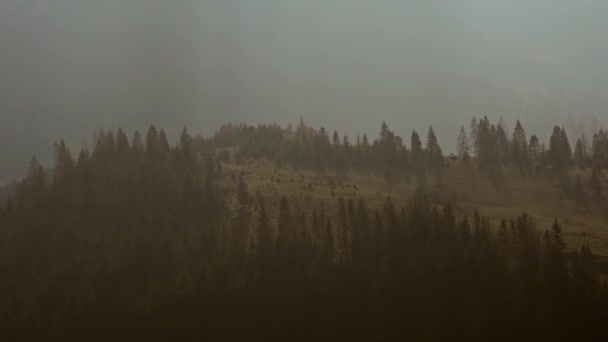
[219,158,608,256]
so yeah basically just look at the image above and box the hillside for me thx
[218,155,608,257]
[1,124,608,339]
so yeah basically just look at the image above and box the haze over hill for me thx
[1,0,607,181]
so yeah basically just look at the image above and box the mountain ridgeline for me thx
[1,119,608,340]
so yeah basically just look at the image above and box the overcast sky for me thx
[1,0,607,181]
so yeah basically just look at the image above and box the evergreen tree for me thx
[77,148,90,167]
[574,138,588,168]
[380,121,390,142]
[551,219,566,252]
[180,127,192,154]
[159,129,170,154]
[426,126,443,168]
[116,128,130,156]
[512,120,528,165]
[277,196,292,249]
[411,130,423,164]
[132,131,144,155]
[26,156,45,189]
[476,116,494,164]
[548,126,572,169]
[529,135,541,165]
[470,116,479,157]
[3,123,608,340]
[457,126,471,161]
[146,125,160,162]
[256,199,272,257]
[592,130,608,168]
[496,123,510,163]
[53,140,74,181]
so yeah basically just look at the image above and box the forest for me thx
[1,119,608,340]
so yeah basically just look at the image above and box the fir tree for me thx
[457,126,471,161]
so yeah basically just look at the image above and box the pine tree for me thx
[499,219,509,243]
[496,124,510,163]
[512,120,528,165]
[132,131,144,155]
[476,116,493,164]
[146,125,160,162]
[529,135,541,165]
[592,130,608,168]
[77,148,90,167]
[158,128,171,162]
[561,127,573,164]
[426,126,443,169]
[361,134,370,162]
[53,140,74,181]
[179,127,195,171]
[548,126,572,168]
[180,127,192,155]
[26,156,45,189]
[116,128,130,156]
[362,134,369,148]
[470,116,479,157]
[276,196,292,249]
[574,138,586,168]
[457,126,471,161]
[256,199,272,257]
[159,129,170,153]
[411,130,423,163]
[551,219,566,252]
[380,121,390,142]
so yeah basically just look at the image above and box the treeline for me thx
[210,117,607,175]
[575,129,608,169]
[0,126,607,340]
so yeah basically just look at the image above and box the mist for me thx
[1,0,607,181]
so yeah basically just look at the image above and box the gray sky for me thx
[1,0,607,181]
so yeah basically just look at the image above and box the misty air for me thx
[1,1,607,340]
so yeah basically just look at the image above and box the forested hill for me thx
[1,120,608,339]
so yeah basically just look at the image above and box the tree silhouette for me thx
[457,126,471,161]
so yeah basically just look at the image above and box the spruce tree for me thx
[457,126,471,161]
[528,135,541,165]
[116,128,130,156]
[411,130,423,164]
[512,120,528,165]
[426,126,443,169]
[551,219,566,252]
[132,131,144,155]
[53,140,74,181]
[470,116,479,157]
[574,138,587,168]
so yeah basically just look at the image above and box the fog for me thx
[1,0,607,181]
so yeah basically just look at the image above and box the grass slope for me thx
[220,158,608,256]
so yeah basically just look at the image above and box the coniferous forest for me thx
[1,119,608,340]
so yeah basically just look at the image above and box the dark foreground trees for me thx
[0,127,607,340]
